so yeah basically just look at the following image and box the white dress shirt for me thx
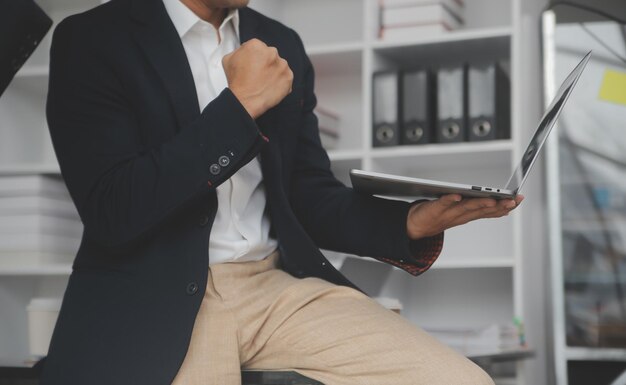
[162,0,278,265]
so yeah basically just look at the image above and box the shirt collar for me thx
[162,0,240,41]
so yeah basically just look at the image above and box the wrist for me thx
[406,202,426,240]
[229,87,263,120]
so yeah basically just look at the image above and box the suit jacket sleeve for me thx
[47,17,267,251]
[287,30,443,276]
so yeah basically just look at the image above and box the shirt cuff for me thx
[373,198,444,276]
[375,231,444,276]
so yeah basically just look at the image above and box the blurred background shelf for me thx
[566,347,626,361]
[0,264,72,276]
[372,26,512,55]
[0,163,60,175]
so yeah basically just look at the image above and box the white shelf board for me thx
[566,347,626,361]
[369,140,514,173]
[0,264,72,276]
[306,41,363,56]
[0,163,60,175]
[327,149,364,161]
[14,65,49,78]
[373,26,512,50]
[370,140,513,159]
[373,28,511,71]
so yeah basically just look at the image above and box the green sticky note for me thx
[599,69,626,106]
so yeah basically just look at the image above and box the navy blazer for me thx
[39,0,443,383]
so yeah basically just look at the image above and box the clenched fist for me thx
[222,38,294,119]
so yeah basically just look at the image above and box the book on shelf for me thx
[380,24,453,41]
[0,174,70,198]
[0,216,82,240]
[0,175,82,265]
[381,3,463,30]
[0,233,81,255]
[0,196,80,219]
[380,0,464,12]
[379,0,464,41]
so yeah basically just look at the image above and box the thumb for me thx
[222,51,233,68]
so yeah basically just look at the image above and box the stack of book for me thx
[424,324,521,355]
[0,175,82,266]
[379,0,465,41]
[315,106,341,150]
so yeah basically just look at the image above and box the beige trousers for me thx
[171,250,494,385]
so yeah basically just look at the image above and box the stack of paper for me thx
[315,106,341,150]
[424,324,520,355]
[379,0,465,41]
[0,175,82,265]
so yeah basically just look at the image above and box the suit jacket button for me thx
[186,282,198,295]
[198,215,209,227]
[209,163,221,175]
[218,155,230,167]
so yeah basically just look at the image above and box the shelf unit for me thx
[545,2,626,384]
[248,1,551,383]
[0,0,552,383]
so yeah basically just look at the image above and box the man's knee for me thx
[400,354,495,385]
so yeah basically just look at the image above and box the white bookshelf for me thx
[0,0,551,383]
[249,0,549,383]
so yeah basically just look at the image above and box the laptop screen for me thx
[504,51,591,193]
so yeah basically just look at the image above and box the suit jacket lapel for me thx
[130,0,199,132]
[238,7,260,44]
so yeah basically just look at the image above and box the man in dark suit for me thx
[39,0,522,383]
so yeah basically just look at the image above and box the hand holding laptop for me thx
[406,194,524,239]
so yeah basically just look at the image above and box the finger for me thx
[498,199,517,210]
[437,194,462,207]
[455,197,497,212]
[451,205,509,226]
[269,46,279,61]
[446,196,519,227]
[433,196,493,224]
[222,52,232,66]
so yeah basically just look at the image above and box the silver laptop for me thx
[350,51,592,200]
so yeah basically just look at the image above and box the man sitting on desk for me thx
[40,0,523,384]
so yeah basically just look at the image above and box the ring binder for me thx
[400,68,434,145]
[467,62,510,142]
[372,71,400,147]
[436,65,466,143]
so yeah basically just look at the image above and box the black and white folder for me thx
[372,71,400,147]
[467,62,511,142]
[435,65,466,143]
[400,69,434,145]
